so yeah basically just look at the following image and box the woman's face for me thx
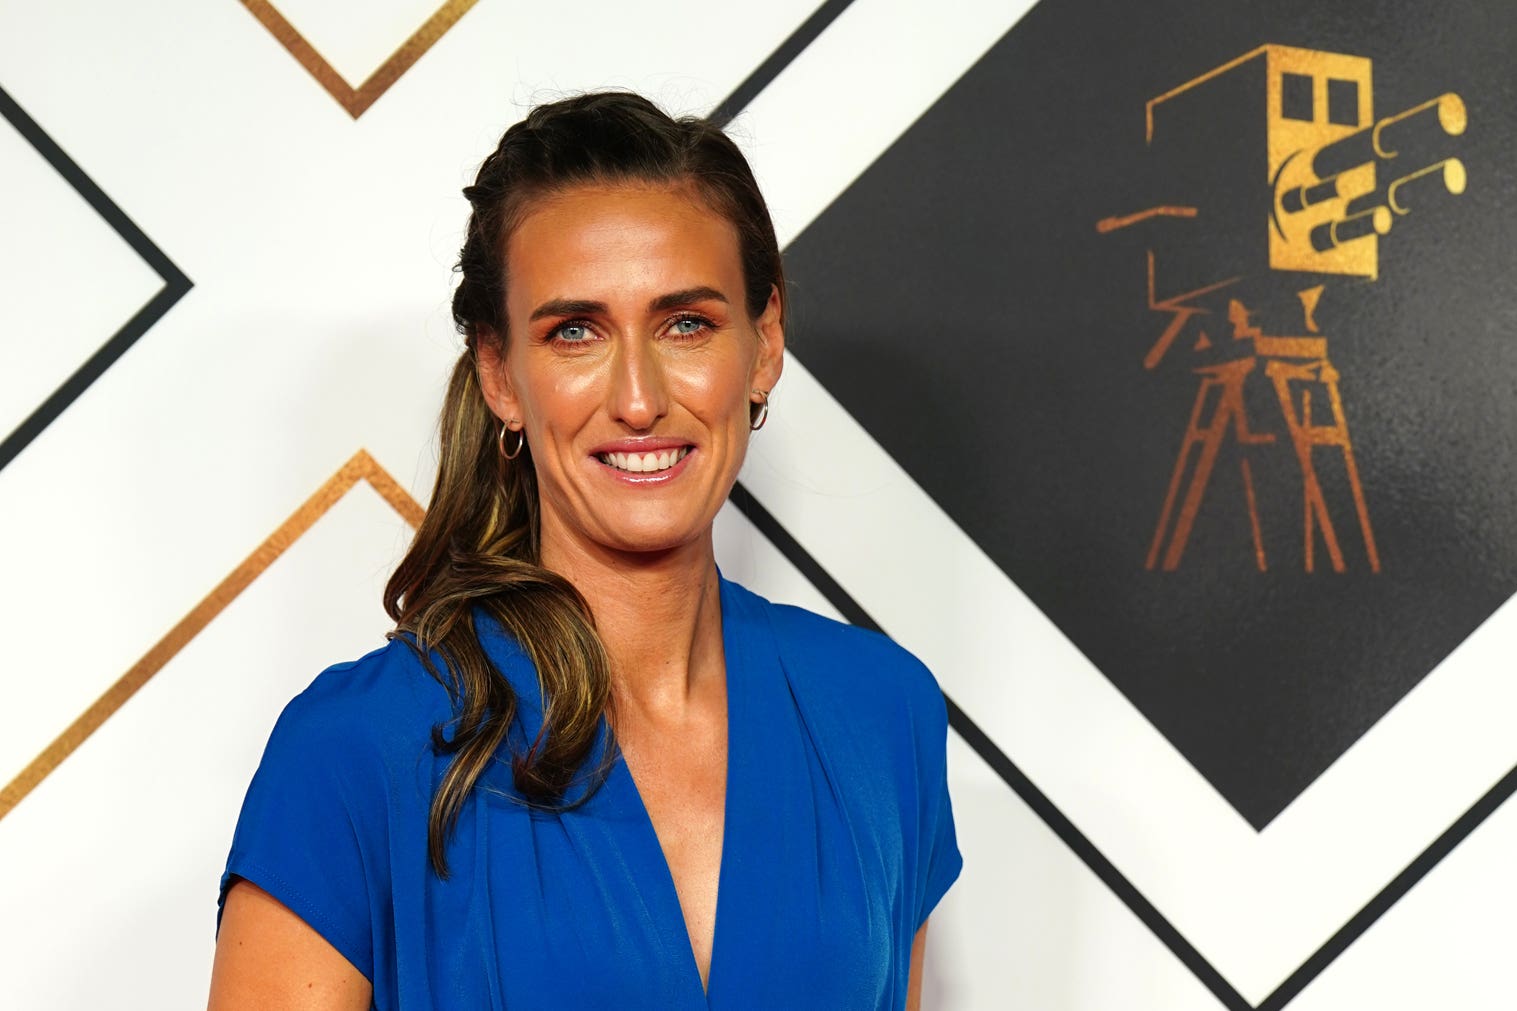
[477,181,784,562]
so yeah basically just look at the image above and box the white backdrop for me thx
[2,1,1516,1008]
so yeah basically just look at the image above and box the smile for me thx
[596,447,692,473]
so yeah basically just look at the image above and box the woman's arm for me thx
[906,918,929,1011]
[208,880,371,1010]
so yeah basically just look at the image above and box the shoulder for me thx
[280,637,451,732]
[223,638,452,980]
[264,613,542,770]
[728,580,947,735]
[259,636,459,781]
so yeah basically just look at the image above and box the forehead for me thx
[504,183,743,306]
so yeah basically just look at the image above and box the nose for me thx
[607,336,669,431]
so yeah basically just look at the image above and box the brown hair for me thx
[384,92,785,876]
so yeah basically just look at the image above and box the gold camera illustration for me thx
[1099,45,1467,573]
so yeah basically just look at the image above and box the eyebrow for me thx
[528,286,729,322]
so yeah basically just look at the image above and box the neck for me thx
[538,521,724,718]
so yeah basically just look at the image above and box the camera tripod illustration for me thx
[1098,44,1468,572]
[1145,288,1376,573]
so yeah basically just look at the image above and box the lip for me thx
[588,436,694,455]
[593,445,695,485]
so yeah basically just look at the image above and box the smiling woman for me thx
[484,183,780,561]
[207,92,960,1011]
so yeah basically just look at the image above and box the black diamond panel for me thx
[781,0,1517,827]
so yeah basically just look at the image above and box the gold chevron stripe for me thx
[240,0,481,119]
[0,449,424,821]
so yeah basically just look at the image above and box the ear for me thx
[751,283,786,395]
[474,328,524,425]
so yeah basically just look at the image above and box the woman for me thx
[209,92,960,1010]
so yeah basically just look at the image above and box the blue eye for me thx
[553,321,593,342]
[670,316,711,337]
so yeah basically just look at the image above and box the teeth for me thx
[599,447,689,473]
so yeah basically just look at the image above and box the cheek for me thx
[668,351,754,423]
[517,365,605,431]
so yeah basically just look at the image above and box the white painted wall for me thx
[2,1,1513,1008]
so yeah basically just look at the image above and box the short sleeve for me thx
[914,684,963,929]
[218,684,388,982]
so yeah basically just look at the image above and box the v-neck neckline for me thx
[604,575,751,1006]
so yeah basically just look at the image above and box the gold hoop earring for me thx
[499,422,525,460]
[749,390,770,431]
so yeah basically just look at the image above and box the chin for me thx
[594,512,711,556]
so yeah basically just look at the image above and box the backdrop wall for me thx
[2,1,1514,1008]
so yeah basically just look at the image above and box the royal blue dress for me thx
[218,576,961,1009]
